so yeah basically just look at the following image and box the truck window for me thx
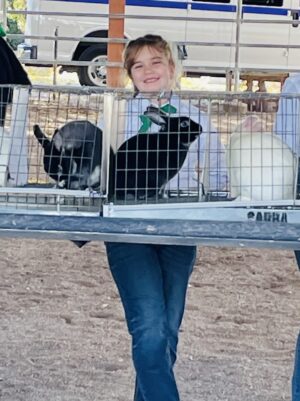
[192,0,283,4]
[242,0,283,6]
[191,0,231,3]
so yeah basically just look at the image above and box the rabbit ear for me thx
[237,115,265,133]
[33,125,51,148]
[145,105,160,114]
[144,106,166,126]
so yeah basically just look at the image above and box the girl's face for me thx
[130,46,175,93]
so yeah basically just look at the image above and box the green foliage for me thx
[6,0,26,49]
[7,17,21,49]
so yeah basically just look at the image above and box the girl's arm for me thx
[275,75,300,155]
[165,98,228,192]
[198,130,228,192]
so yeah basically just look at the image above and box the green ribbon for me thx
[138,103,177,133]
[0,23,6,37]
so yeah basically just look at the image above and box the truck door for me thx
[286,0,300,69]
[239,0,292,71]
[186,0,236,74]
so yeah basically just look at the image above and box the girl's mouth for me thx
[144,77,159,84]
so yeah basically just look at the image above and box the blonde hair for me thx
[123,34,180,92]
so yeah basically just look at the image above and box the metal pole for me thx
[1,0,8,31]
[53,27,58,86]
[107,0,125,88]
[234,0,242,91]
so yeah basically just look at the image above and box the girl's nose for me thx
[144,64,153,74]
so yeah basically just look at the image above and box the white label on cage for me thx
[247,210,288,223]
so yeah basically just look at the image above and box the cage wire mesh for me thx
[107,90,298,209]
[0,84,105,215]
[0,85,300,220]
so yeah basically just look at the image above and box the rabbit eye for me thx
[180,120,190,128]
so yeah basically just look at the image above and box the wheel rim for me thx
[87,55,107,86]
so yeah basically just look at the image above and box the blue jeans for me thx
[293,330,300,401]
[105,242,196,401]
[293,251,300,401]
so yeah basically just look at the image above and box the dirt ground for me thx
[0,239,299,401]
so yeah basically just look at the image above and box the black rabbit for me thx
[33,121,102,190]
[113,106,202,200]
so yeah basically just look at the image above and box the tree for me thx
[7,0,26,49]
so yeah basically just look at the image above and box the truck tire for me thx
[78,45,107,86]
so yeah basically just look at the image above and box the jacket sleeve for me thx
[167,99,228,192]
[275,75,300,155]
[0,37,31,85]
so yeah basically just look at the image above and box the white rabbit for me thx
[227,115,297,201]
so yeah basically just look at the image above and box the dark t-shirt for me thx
[0,37,31,125]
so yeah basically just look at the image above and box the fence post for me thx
[9,87,29,186]
[107,0,125,88]
[0,0,7,31]
[53,26,58,86]
[234,0,242,91]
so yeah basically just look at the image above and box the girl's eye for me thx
[153,61,162,65]
[133,64,142,70]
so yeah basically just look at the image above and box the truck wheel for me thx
[78,45,107,86]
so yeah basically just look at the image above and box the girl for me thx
[105,34,226,401]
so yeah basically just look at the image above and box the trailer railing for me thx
[2,3,300,86]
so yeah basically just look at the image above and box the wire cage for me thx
[1,84,300,246]
[0,84,105,216]
[105,89,300,223]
